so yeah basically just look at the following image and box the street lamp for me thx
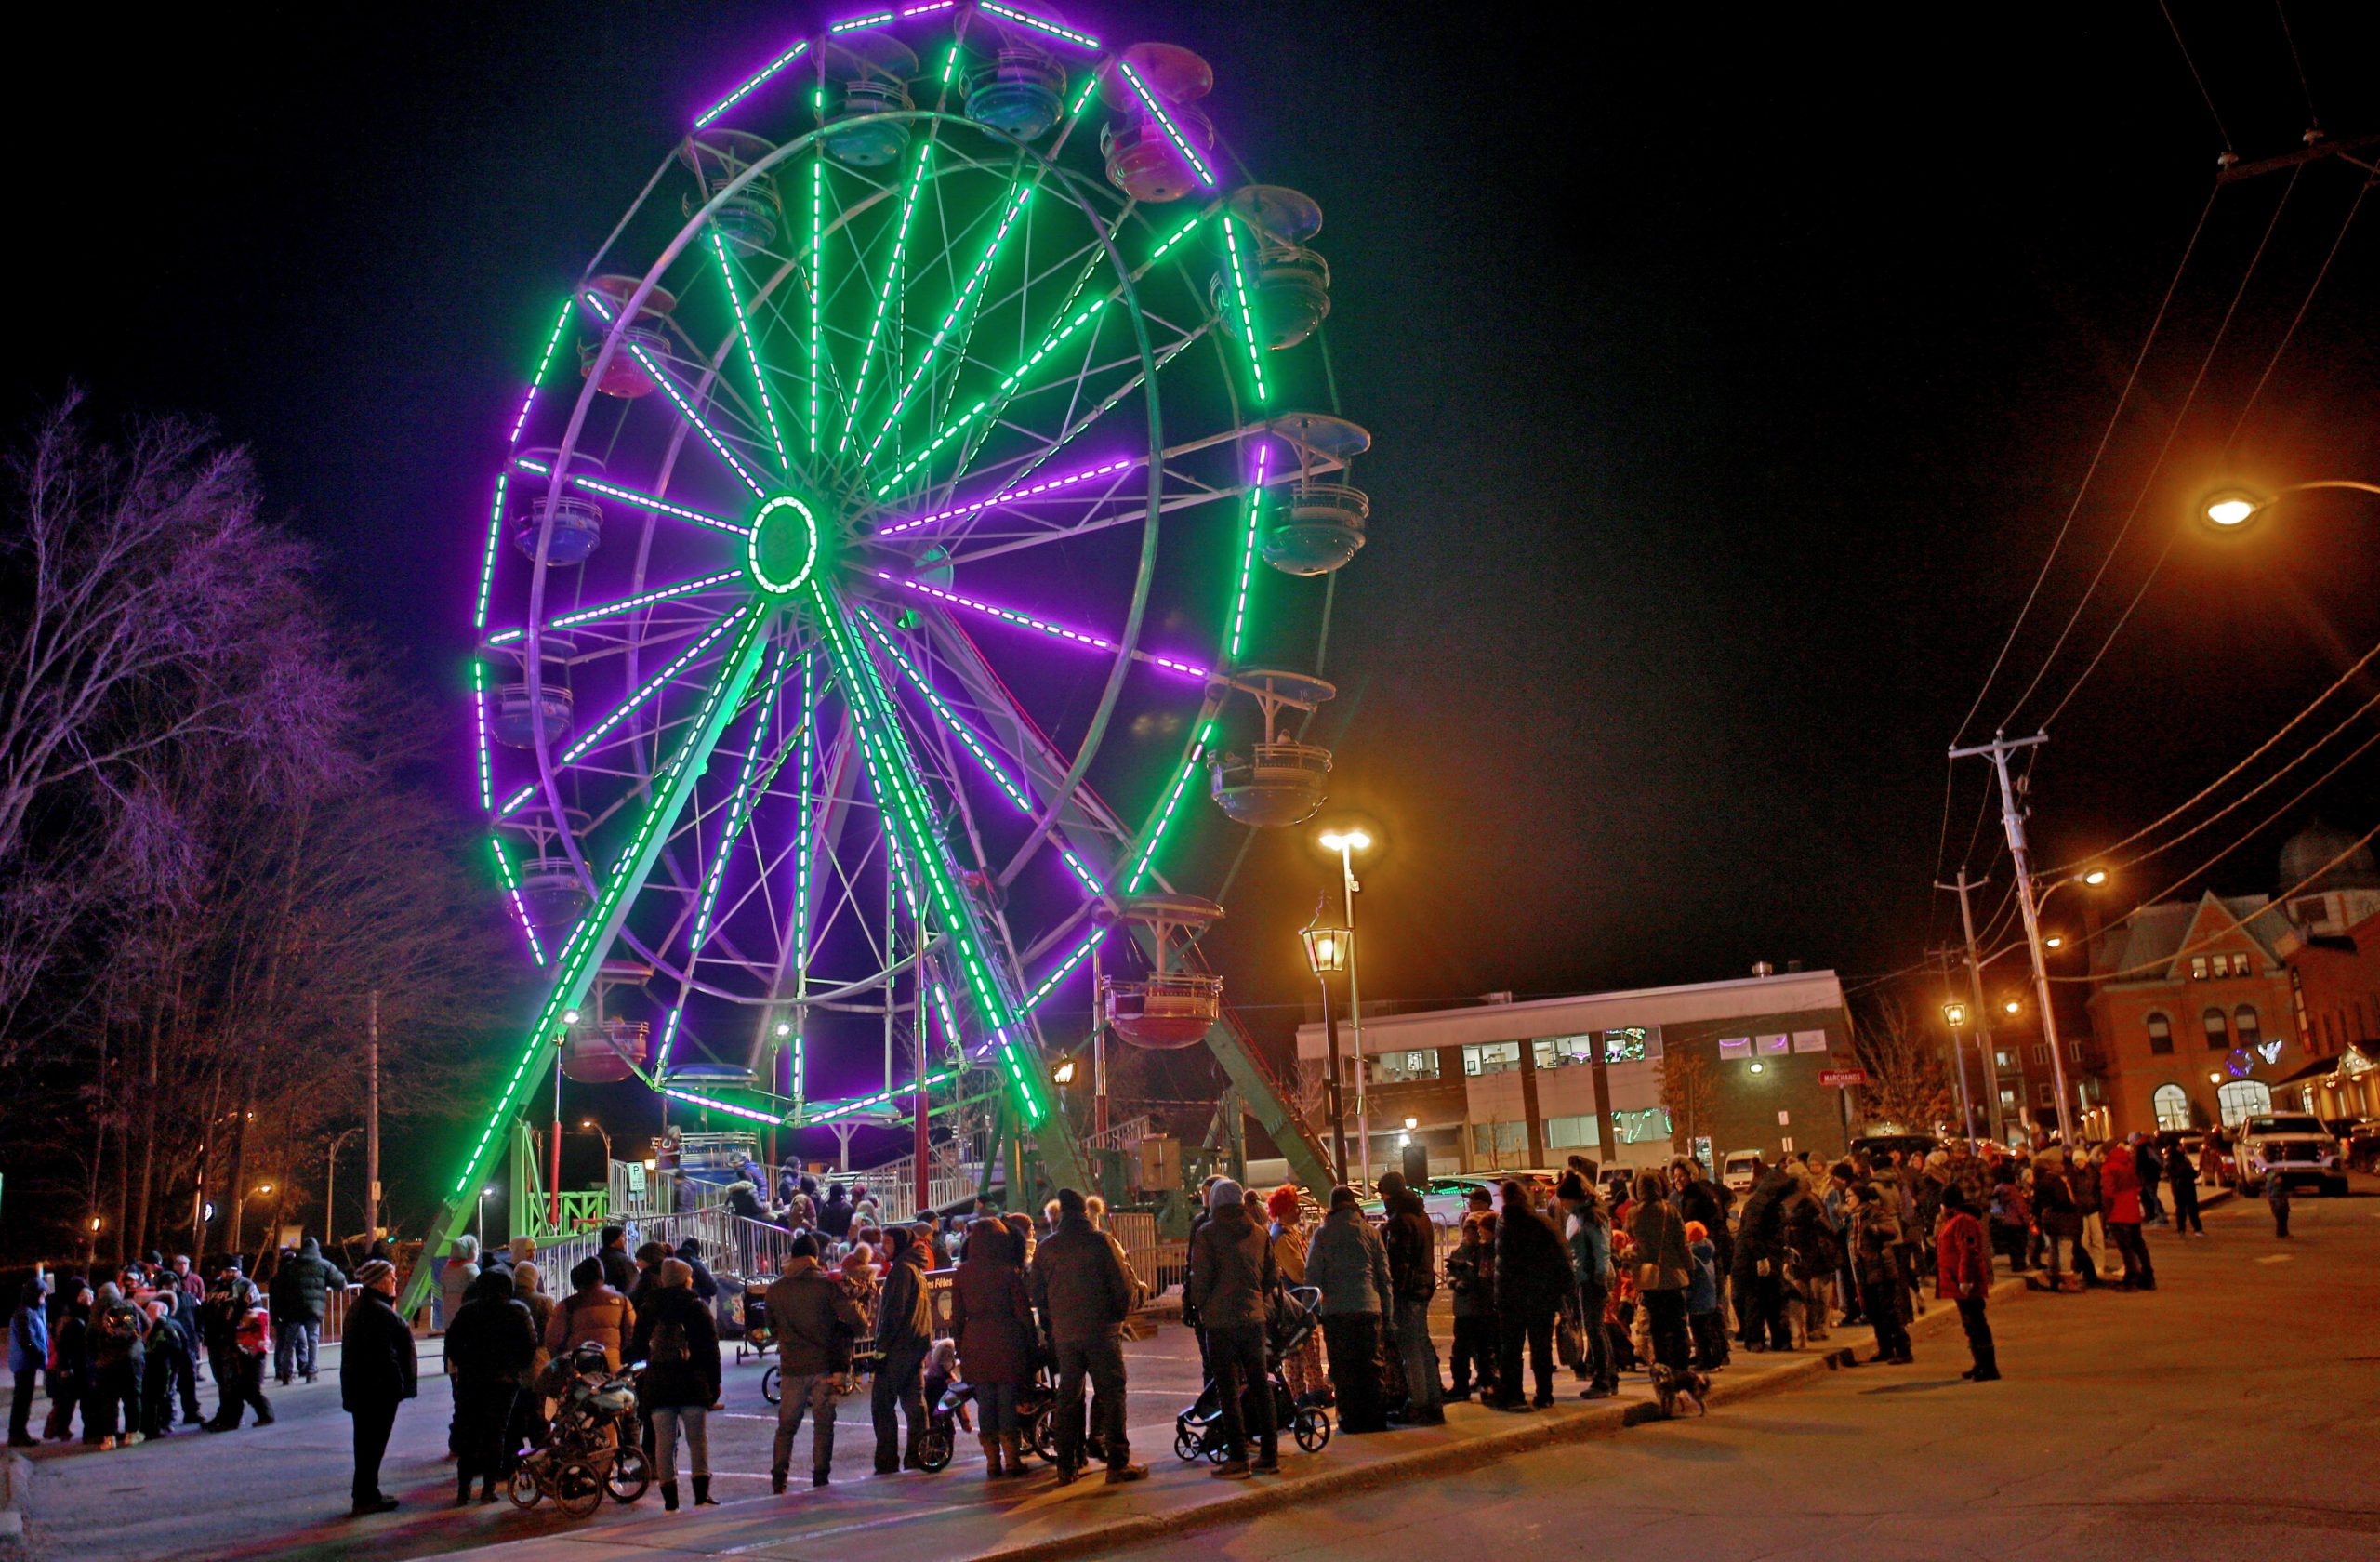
[1940,999,1975,1137]
[477,1185,495,1244]
[578,1118,615,1165]
[1301,906,1354,1182]
[2195,479,2380,535]
[1051,1054,1078,1087]
[2016,867,2110,1145]
[1318,826,1376,1188]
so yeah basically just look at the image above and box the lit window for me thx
[2215,1079,2271,1128]
[1461,1042,1522,1077]
[1603,1026,1662,1063]
[2189,956,2209,980]
[2147,1013,2173,1055]
[1542,1114,1601,1149]
[1608,1107,1673,1145]
[1372,1049,1441,1083]
[1531,1035,1593,1070]
[1994,1050,2015,1070]
[1470,1121,1527,1158]
[1998,1087,2017,1108]
[2203,1007,2229,1051]
[2151,1083,2190,1132]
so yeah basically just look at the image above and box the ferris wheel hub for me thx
[747,492,826,596]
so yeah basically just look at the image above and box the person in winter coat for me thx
[1494,1177,1573,1411]
[138,1298,196,1438]
[445,1266,537,1503]
[674,1238,721,1304]
[341,1258,417,1516]
[1303,1187,1390,1433]
[725,1180,773,1225]
[43,1281,88,1442]
[1683,1221,1726,1369]
[1731,1165,1795,1352]
[84,1280,147,1448]
[2166,1139,2203,1234]
[1781,1167,1840,1340]
[1446,1211,1498,1399]
[8,1277,46,1448]
[1987,1170,2032,1273]
[1560,1174,1619,1397]
[270,1236,345,1385]
[2030,1151,2082,1288]
[767,1235,868,1490]
[870,1225,936,1476]
[513,1263,556,1370]
[1375,1172,1445,1425]
[1848,1185,1911,1364]
[2070,1148,2107,1283]
[817,1183,856,1239]
[434,1235,480,1335]
[1264,1186,1326,1408]
[202,1277,274,1432]
[632,1258,724,1511]
[1669,1158,1732,1300]
[1030,1188,1147,1484]
[1935,1185,1998,1381]
[546,1257,637,1370]
[2099,1146,2156,1291]
[1183,1178,1277,1476]
[1626,1172,1699,1409]
[2134,1137,2167,1225]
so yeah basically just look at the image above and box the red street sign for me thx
[1819,1068,1867,1088]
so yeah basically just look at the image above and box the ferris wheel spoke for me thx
[558,608,748,767]
[707,231,793,475]
[583,290,770,498]
[840,137,937,459]
[869,571,1208,681]
[486,571,747,645]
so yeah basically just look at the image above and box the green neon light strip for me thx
[809,157,824,459]
[805,1066,959,1125]
[805,577,1047,1124]
[872,297,1107,493]
[684,637,794,957]
[862,182,1035,469]
[1124,720,1216,894]
[708,231,791,473]
[499,782,536,817]
[1023,925,1105,1012]
[792,650,816,1103]
[1225,444,1269,661]
[445,602,769,1199]
[1066,73,1100,120]
[474,473,509,631]
[509,299,577,445]
[561,611,744,765]
[841,140,935,456]
[1219,214,1270,404]
[857,610,1032,814]
[940,42,961,86]
[582,290,769,499]
[664,1086,782,1126]
[550,571,744,631]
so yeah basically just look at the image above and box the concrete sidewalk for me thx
[434,1285,2015,1562]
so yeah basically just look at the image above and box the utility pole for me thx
[1934,868,2005,1143]
[1934,947,1975,1137]
[1950,730,2077,1145]
[364,990,381,1244]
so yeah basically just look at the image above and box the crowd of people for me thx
[7,1129,2221,1522]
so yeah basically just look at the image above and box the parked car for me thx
[2333,1119,2380,1174]
[2232,1113,2349,1197]
[1720,1150,1765,1196]
[1362,1171,1557,1227]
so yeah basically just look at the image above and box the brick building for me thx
[1292,969,1857,1178]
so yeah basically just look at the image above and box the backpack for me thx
[649,1317,691,1369]
[235,1305,271,1356]
[95,1303,140,1356]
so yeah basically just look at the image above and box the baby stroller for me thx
[507,1343,652,1517]
[914,1364,1058,1471]
[1173,1285,1331,1463]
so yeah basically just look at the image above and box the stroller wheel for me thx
[915,1425,954,1473]
[1293,1408,1331,1453]
[551,1458,604,1520]
[505,1464,543,1510]
[604,1444,652,1502]
[1172,1423,1199,1463]
[761,1365,781,1406]
[1028,1410,1059,1463]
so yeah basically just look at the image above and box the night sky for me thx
[9,1,2379,1079]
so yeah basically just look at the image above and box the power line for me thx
[2228,167,2373,446]
[2159,0,2236,154]
[2272,0,2320,130]
[2133,722,2380,909]
[2038,535,2175,730]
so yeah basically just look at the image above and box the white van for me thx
[1721,1150,1763,1196]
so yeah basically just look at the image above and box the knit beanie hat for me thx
[1209,1177,1244,1211]
[354,1259,396,1289]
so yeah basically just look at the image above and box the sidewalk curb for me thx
[965,1276,2030,1562]
[1,1449,28,1541]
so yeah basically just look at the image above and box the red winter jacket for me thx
[2098,1154,2143,1225]
[1934,1211,1990,1302]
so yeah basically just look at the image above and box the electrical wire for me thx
[2005,169,2300,726]
[2228,169,2373,447]
[1948,185,2222,750]
[2272,0,2319,130]
[2038,535,2175,730]
[2047,629,2380,873]
[2158,0,2235,154]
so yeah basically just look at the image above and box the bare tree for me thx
[1659,1049,1716,1150]
[1852,995,1955,1134]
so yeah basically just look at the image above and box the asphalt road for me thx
[1105,1179,2380,1561]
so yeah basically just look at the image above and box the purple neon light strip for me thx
[830,9,896,32]
[472,660,495,812]
[569,475,751,538]
[498,782,537,818]
[981,2,1100,49]
[694,36,812,128]
[559,606,749,765]
[874,572,1209,679]
[509,299,577,445]
[583,290,769,497]
[552,571,746,631]
[1116,60,1216,188]
[488,839,549,967]
[875,457,1140,537]
[654,1007,685,1075]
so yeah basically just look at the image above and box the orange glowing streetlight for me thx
[2196,480,2380,535]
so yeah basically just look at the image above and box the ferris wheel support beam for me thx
[399,602,776,1322]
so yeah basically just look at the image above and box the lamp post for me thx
[1301,907,1353,1181]
[324,1126,364,1249]
[1941,999,1974,1138]
[1319,827,1375,1189]
[577,1119,614,1165]
[2197,479,2380,534]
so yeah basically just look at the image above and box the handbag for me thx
[1554,1293,1585,1368]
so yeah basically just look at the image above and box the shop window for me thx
[1608,1107,1673,1145]
[2202,1007,2228,1050]
[1604,1026,1663,1062]
[1542,1114,1601,1149]
[1371,1049,1440,1083]
[1532,1035,1593,1070]
[2215,1079,2270,1128]
[1461,1041,1521,1077]
[2151,1083,2190,1132]
[2147,1013,2173,1054]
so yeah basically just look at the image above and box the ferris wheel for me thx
[428,1,1375,1270]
